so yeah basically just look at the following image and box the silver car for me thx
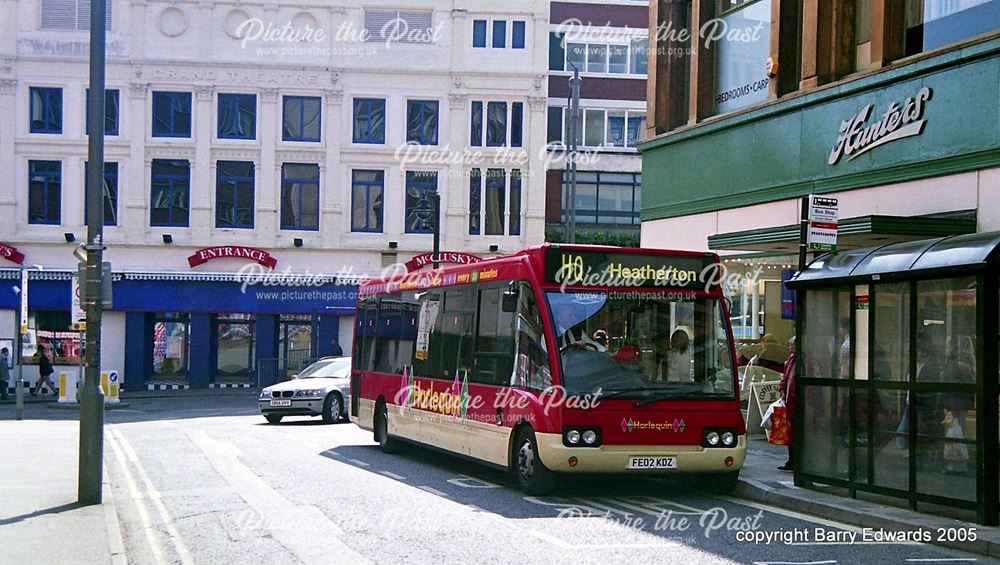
[258,357,351,424]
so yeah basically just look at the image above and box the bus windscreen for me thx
[546,290,735,400]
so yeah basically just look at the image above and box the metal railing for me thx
[256,352,316,389]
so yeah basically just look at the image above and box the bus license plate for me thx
[270,399,291,407]
[628,456,677,470]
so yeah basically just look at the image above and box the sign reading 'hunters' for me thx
[544,248,711,289]
[828,87,932,165]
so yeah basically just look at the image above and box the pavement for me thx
[1,392,998,564]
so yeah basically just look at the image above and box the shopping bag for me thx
[761,398,783,431]
[943,413,969,462]
[767,404,790,446]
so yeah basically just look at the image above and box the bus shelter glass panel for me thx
[800,385,850,480]
[803,289,851,380]
[915,392,977,502]
[916,277,978,384]
[874,388,909,492]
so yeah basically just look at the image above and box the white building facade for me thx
[0,0,549,390]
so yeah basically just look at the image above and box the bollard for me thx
[59,371,79,404]
[15,379,24,420]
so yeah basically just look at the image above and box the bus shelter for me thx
[786,230,1000,525]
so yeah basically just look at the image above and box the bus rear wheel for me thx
[375,403,402,454]
[514,428,555,495]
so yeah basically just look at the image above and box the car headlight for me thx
[706,431,720,446]
[722,431,735,446]
[566,430,581,445]
[582,430,597,445]
[260,389,271,399]
[294,389,324,397]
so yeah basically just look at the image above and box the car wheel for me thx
[265,414,283,424]
[514,428,556,495]
[322,393,342,423]
[375,403,402,454]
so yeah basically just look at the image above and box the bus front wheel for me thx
[514,428,556,495]
[375,403,402,454]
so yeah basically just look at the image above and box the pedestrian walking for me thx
[777,336,797,471]
[0,347,11,400]
[32,347,57,396]
[330,337,344,357]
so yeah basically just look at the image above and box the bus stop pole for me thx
[792,195,809,486]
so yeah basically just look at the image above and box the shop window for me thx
[21,310,80,365]
[28,160,62,225]
[279,314,312,377]
[406,100,439,145]
[84,161,118,226]
[280,163,319,230]
[712,0,771,115]
[150,159,190,227]
[905,0,1000,57]
[152,91,192,138]
[218,93,256,140]
[404,170,438,233]
[351,169,384,232]
[153,313,190,378]
[216,161,255,229]
[282,96,321,142]
[353,98,385,144]
[85,89,119,136]
[217,314,255,378]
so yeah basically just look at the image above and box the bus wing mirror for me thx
[502,287,519,313]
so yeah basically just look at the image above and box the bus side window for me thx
[474,286,515,386]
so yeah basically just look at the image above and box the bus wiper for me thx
[632,388,686,407]
[600,387,655,399]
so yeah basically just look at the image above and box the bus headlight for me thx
[706,431,720,446]
[562,427,601,447]
[722,431,736,446]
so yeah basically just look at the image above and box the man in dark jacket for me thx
[32,347,57,395]
[330,338,344,357]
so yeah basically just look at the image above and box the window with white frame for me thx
[548,106,646,149]
[470,101,523,147]
[473,19,526,49]
[469,168,521,236]
[40,0,111,30]
[550,33,647,76]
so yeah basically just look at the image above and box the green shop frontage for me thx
[639,36,1000,355]
[787,232,1000,525]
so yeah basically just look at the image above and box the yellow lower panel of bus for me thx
[353,399,511,467]
[535,432,747,473]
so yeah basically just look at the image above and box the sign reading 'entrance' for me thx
[188,246,277,269]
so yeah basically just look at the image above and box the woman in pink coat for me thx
[777,336,796,471]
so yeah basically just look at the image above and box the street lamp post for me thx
[431,190,441,269]
[565,62,582,244]
[79,0,107,505]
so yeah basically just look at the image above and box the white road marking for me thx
[753,561,837,565]
[708,494,865,533]
[905,559,978,562]
[109,426,196,565]
[416,485,450,497]
[380,471,407,481]
[186,428,372,564]
[106,427,167,565]
[446,475,502,489]
[346,458,370,467]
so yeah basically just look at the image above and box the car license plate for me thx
[628,456,677,470]
[270,399,291,407]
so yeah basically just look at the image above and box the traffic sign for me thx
[71,273,86,331]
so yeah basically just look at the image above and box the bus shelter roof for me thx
[787,230,1000,288]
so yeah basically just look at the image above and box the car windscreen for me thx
[298,358,350,378]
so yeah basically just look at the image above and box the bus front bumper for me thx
[534,432,747,474]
